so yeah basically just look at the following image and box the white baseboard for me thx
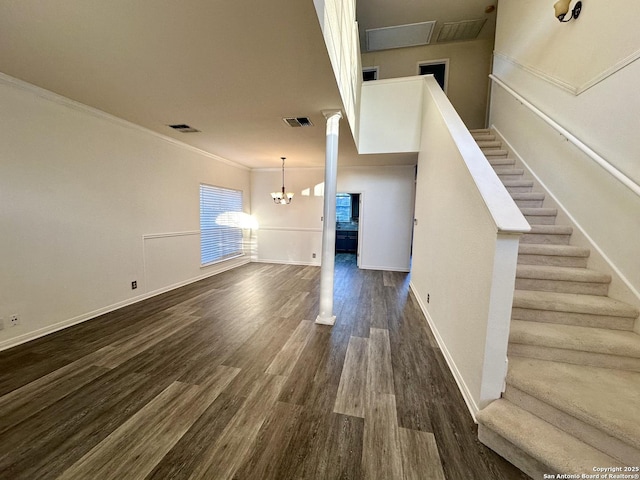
[0,257,250,352]
[409,281,480,421]
[253,259,321,267]
[359,263,410,272]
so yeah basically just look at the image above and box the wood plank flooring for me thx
[0,254,530,479]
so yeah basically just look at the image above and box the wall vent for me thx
[365,21,436,52]
[168,124,200,133]
[283,117,314,127]
[437,18,486,43]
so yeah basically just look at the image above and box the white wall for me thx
[490,0,640,303]
[0,76,251,350]
[361,38,494,129]
[358,77,424,154]
[410,77,527,415]
[251,164,415,271]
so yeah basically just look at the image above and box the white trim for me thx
[493,52,578,95]
[490,74,640,199]
[359,265,410,273]
[0,257,250,352]
[258,226,323,233]
[0,72,249,171]
[409,281,479,420]
[143,231,200,240]
[493,126,640,305]
[252,259,321,267]
[494,50,640,95]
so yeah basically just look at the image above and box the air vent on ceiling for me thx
[283,117,314,127]
[168,124,200,133]
[365,21,436,52]
[437,18,487,43]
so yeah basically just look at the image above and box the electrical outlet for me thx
[10,314,20,327]
[312,253,316,258]
[131,280,138,290]
[427,293,430,303]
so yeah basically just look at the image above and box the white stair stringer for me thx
[469,128,640,477]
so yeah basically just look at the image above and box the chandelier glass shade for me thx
[271,157,294,205]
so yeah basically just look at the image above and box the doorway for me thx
[335,192,361,266]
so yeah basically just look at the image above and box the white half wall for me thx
[361,38,495,129]
[0,76,251,350]
[410,77,527,415]
[250,165,415,271]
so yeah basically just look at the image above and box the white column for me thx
[316,110,342,326]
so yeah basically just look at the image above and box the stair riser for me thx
[489,158,516,167]
[478,141,502,149]
[511,308,636,331]
[515,278,609,296]
[523,214,556,225]
[478,427,548,480]
[515,199,545,208]
[517,254,588,268]
[508,344,640,373]
[503,386,640,465]
[498,173,524,181]
[472,135,496,142]
[485,151,508,158]
[506,185,534,194]
[520,233,571,245]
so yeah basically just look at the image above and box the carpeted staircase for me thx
[470,129,640,478]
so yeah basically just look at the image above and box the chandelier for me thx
[271,157,294,205]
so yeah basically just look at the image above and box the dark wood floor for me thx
[0,254,530,479]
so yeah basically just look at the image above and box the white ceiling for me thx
[0,0,493,169]
[357,0,497,48]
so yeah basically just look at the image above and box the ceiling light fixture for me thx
[271,157,294,205]
[554,0,582,22]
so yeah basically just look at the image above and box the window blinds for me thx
[200,184,243,266]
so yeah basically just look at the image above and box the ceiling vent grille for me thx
[283,117,314,127]
[365,21,436,52]
[437,18,486,43]
[168,124,200,133]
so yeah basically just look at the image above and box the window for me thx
[200,184,243,266]
[362,67,379,82]
[336,193,352,222]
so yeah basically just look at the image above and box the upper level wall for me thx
[361,38,494,129]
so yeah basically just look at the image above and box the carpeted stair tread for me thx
[513,290,640,318]
[503,180,533,188]
[484,149,509,157]
[518,244,588,257]
[527,225,572,235]
[519,207,557,217]
[506,357,640,451]
[494,167,524,175]
[488,158,516,166]
[477,399,624,474]
[516,265,610,283]
[510,320,640,358]
[510,192,545,201]
[477,140,502,148]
